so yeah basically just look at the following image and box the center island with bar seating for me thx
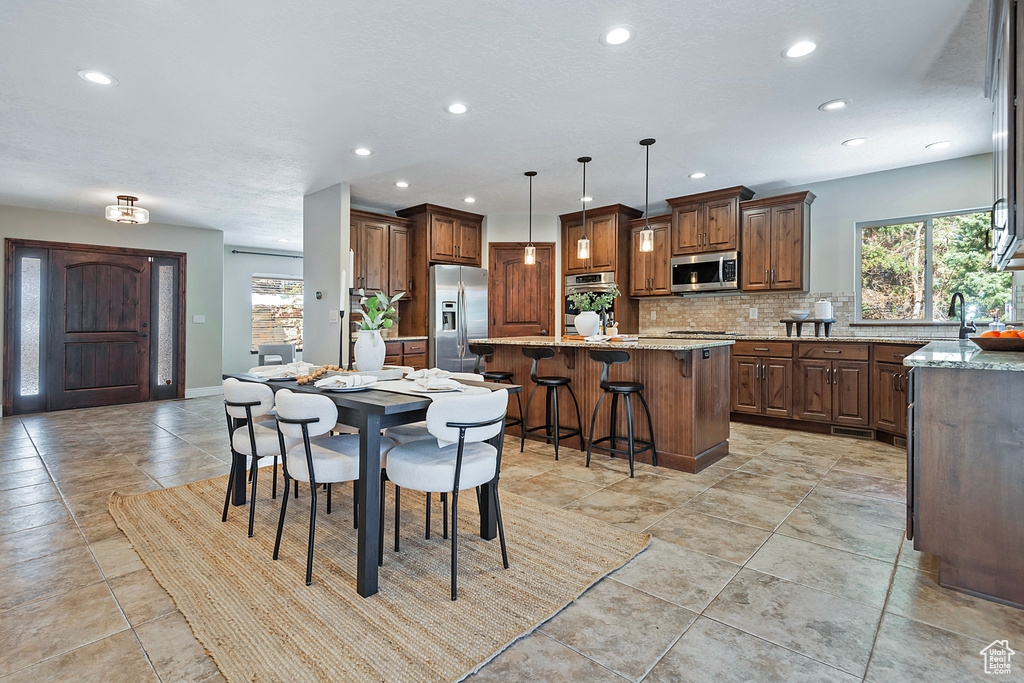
[471,336,735,473]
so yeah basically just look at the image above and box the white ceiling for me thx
[0,0,991,249]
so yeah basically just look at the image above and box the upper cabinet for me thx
[560,204,643,275]
[396,204,484,266]
[666,186,754,255]
[629,216,671,297]
[350,210,411,295]
[739,191,815,292]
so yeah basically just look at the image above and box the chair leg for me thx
[586,391,608,468]
[551,387,560,460]
[451,488,460,601]
[221,461,236,523]
[305,480,319,585]
[425,492,431,540]
[566,383,584,451]
[442,492,448,539]
[394,485,401,552]
[247,457,260,538]
[273,475,291,560]
[326,483,332,514]
[625,394,636,478]
[378,476,386,567]
[272,457,278,499]
[352,480,359,529]
[638,391,658,467]
[493,485,509,569]
[520,384,540,452]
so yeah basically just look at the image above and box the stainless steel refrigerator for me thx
[429,265,488,372]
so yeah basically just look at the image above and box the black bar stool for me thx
[586,349,656,478]
[520,347,583,459]
[468,343,523,429]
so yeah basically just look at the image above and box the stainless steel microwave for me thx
[670,251,739,293]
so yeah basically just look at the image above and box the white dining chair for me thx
[222,378,300,537]
[382,388,510,600]
[271,389,394,586]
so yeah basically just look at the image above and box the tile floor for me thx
[1,398,1022,682]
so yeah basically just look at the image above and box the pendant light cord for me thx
[529,173,533,243]
[582,160,587,237]
[645,144,649,229]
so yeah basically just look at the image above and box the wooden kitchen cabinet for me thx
[731,343,794,418]
[628,216,671,296]
[396,204,484,267]
[560,204,640,275]
[667,186,754,256]
[795,353,869,426]
[350,210,411,295]
[871,344,920,436]
[388,224,412,295]
[740,191,814,292]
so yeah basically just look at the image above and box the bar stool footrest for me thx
[588,435,656,458]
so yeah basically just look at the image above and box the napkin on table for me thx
[405,368,453,380]
[314,374,378,389]
[413,377,465,392]
[248,361,317,378]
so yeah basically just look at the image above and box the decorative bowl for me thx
[969,335,1024,351]
[788,310,811,320]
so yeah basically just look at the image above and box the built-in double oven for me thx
[564,271,616,334]
[670,251,739,293]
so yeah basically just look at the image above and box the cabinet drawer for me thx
[732,341,793,357]
[798,343,868,361]
[384,341,402,356]
[403,353,427,369]
[403,340,426,355]
[384,355,401,367]
[873,343,922,364]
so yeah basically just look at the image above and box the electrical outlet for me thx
[192,315,205,324]
[650,310,657,320]
[749,307,758,320]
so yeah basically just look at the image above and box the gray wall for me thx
[0,204,225,400]
[302,183,350,367]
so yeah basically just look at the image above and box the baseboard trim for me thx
[185,386,223,399]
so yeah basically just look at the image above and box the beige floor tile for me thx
[712,471,815,506]
[0,545,105,611]
[541,578,697,681]
[747,534,895,608]
[0,469,52,492]
[154,464,232,488]
[758,441,843,468]
[124,442,215,467]
[549,459,631,486]
[564,489,676,533]
[0,519,87,569]
[0,499,70,536]
[89,536,146,579]
[0,457,46,476]
[709,449,759,469]
[75,511,127,545]
[647,510,771,564]
[62,481,161,519]
[833,446,907,482]
[817,469,906,502]
[53,468,156,498]
[681,487,795,531]
[611,539,740,612]
[645,617,859,683]
[602,472,707,506]
[470,632,626,682]
[777,506,904,563]
[137,452,229,479]
[133,612,220,683]
[797,487,905,530]
[706,568,881,676]
[0,445,38,462]
[896,538,940,574]
[654,464,731,487]
[503,472,603,508]
[45,455,138,484]
[107,568,177,626]
[0,630,158,683]
[0,482,60,512]
[0,582,129,677]
[499,461,556,485]
[737,455,831,484]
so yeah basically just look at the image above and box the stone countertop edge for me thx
[644,334,946,345]
[903,340,1024,372]
[382,336,427,341]
[472,337,735,351]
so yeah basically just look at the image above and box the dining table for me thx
[222,372,522,597]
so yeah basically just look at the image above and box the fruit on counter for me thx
[981,331,1001,337]
[999,330,1021,338]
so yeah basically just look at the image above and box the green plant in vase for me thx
[354,291,404,371]
[569,284,620,336]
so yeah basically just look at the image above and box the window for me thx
[857,210,1014,323]
[251,277,303,351]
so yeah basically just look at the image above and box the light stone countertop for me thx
[383,336,427,341]
[646,333,942,345]
[473,336,735,351]
[904,340,1024,372]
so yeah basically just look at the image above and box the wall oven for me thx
[565,271,616,334]
[670,251,739,293]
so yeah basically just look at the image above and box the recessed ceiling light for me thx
[782,41,817,59]
[353,147,372,156]
[447,103,468,114]
[688,172,707,179]
[78,69,118,86]
[600,25,634,46]
[395,181,409,188]
[925,140,951,150]
[818,98,849,112]
[842,137,867,147]
[464,197,476,203]
[580,196,593,202]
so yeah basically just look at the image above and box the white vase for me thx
[574,311,601,337]
[354,330,385,371]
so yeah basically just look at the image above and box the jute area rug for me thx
[109,475,649,682]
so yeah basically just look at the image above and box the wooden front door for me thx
[488,243,555,338]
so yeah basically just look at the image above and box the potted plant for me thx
[355,292,403,371]
[569,284,619,336]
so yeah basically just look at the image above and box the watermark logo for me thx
[981,640,1015,675]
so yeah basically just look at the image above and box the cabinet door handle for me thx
[892,352,907,358]
[892,373,898,391]
[754,347,769,352]
[765,270,769,284]
[771,269,776,283]
[823,349,842,354]
[826,368,832,385]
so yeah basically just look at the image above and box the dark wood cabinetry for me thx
[666,186,754,256]
[730,341,794,418]
[794,344,869,426]
[740,192,814,292]
[350,210,410,295]
[628,216,671,296]
[871,344,918,435]
[396,204,484,267]
[388,224,412,295]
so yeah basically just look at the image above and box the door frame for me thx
[487,242,556,338]
[3,238,187,415]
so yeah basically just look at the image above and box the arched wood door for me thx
[487,242,555,338]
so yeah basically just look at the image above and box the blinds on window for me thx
[251,277,303,351]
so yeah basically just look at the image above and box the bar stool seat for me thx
[482,370,514,382]
[535,376,571,386]
[604,381,644,393]
[585,349,656,478]
[520,347,583,459]
[469,343,523,430]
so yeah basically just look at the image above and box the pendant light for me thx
[105,195,149,225]
[639,138,656,252]
[524,171,538,265]
[577,156,592,260]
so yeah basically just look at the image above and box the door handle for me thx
[718,255,724,286]
[141,333,148,338]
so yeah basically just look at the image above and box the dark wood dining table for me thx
[222,373,521,597]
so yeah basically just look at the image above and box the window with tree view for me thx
[858,210,1013,323]
[251,277,303,351]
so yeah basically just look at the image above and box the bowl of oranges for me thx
[971,327,1024,351]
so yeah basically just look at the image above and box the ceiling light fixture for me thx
[639,138,656,253]
[105,195,149,224]
[818,98,849,111]
[78,69,118,86]
[580,195,593,202]
[353,147,372,156]
[925,140,952,150]
[842,137,867,146]
[782,40,817,58]
[278,239,290,243]
[524,171,538,265]
[447,103,468,114]
[689,172,707,179]
[464,197,476,203]
[577,156,592,260]
[395,181,409,188]
[600,25,634,46]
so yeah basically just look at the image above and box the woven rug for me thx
[109,475,649,682]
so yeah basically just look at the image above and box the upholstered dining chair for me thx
[382,388,510,600]
[222,378,300,537]
[257,343,295,366]
[271,389,395,586]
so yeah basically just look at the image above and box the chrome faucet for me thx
[947,293,976,340]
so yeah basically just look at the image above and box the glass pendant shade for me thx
[524,244,536,264]
[639,227,654,252]
[638,138,656,254]
[577,236,591,260]
[105,195,149,224]
[524,170,538,265]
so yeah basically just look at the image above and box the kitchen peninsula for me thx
[476,336,734,472]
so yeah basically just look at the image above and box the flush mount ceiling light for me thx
[278,238,290,242]
[105,195,149,224]
[599,25,634,46]
[524,171,538,265]
[395,181,409,188]
[447,103,468,114]
[464,196,476,203]
[77,69,118,86]
[638,138,656,253]
[688,172,707,179]
[818,98,849,112]
[353,147,372,156]
[580,195,593,202]
[577,156,592,260]
[926,140,952,150]
[842,137,868,146]
[782,40,817,58]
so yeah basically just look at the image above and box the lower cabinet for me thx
[731,354,793,418]
[872,361,910,435]
[794,358,870,426]
[357,339,426,370]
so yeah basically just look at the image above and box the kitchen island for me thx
[474,336,735,472]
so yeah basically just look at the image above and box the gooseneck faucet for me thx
[948,292,977,340]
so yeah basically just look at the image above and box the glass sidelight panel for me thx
[19,257,42,395]
[157,265,174,386]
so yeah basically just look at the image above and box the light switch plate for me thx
[329,311,339,323]
[192,315,205,324]
[650,310,657,320]
[749,307,758,320]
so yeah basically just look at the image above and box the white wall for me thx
[0,204,224,396]
[302,183,351,366]
[222,246,303,374]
